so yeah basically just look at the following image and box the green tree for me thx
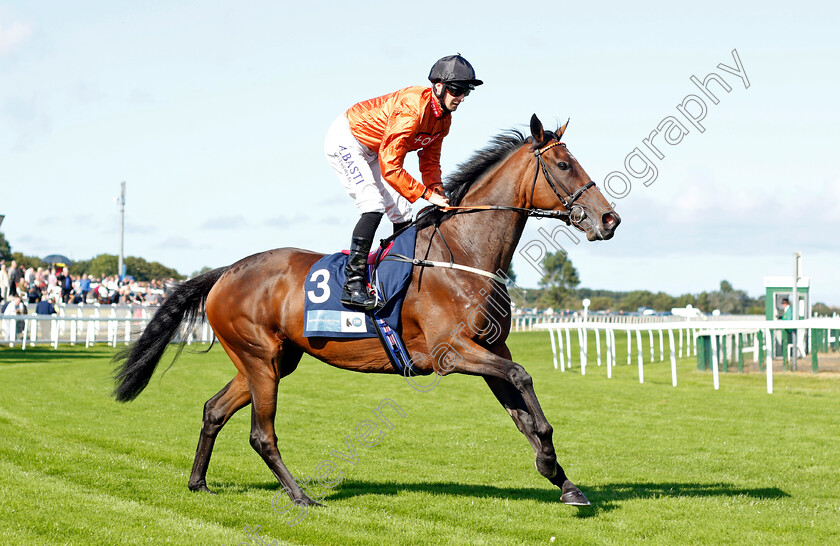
[68,254,184,280]
[707,280,751,314]
[696,291,710,313]
[0,232,11,261]
[538,251,580,308]
[190,266,215,278]
[506,263,517,284]
[11,252,46,270]
[813,302,839,316]
[674,293,696,308]
[619,290,655,312]
[69,259,91,277]
[588,296,615,311]
[85,254,120,277]
[651,291,677,312]
[125,256,183,281]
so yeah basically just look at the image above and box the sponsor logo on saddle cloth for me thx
[302,227,417,338]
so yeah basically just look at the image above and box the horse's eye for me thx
[557,162,569,170]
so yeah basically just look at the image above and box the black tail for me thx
[112,266,229,402]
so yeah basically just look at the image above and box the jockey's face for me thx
[434,83,467,112]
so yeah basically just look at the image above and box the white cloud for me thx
[2,94,51,150]
[125,221,158,234]
[66,82,106,105]
[0,19,32,56]
[200,216,247,230]
[159,236,193,249]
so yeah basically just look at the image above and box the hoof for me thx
[560,488,590,506]
[560,480,590,506]
[189,482,217,495]
[293,495,324,507]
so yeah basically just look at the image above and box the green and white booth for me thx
[764,276,810,358]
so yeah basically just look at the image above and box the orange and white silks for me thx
[345,86,450,203]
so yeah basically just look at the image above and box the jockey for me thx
[325,54,483,309]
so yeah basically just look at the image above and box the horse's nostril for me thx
[602,212,619,230]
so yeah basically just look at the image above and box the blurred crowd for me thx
[0,259,172,316]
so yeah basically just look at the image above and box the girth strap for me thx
[380,253,508,284]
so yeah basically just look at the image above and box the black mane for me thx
[444,129,530,206]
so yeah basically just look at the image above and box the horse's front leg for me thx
[483,375,589,505]
[449,342,590,505]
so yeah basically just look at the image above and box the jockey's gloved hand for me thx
[423,185,449,207]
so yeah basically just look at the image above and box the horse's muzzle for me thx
[581,210,620,241]
[598,211,621,240]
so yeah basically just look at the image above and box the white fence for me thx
[534,317,840,395]
[2,304,214,349]
[5,306,839,396]
[512,313,765,332]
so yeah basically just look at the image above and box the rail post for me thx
[721,335,728,373]
[758,330,765,370]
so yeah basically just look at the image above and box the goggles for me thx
[444,83,471,97]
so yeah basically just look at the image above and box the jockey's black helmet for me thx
[428,54,483,89]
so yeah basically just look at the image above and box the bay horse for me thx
[113,114,620,507]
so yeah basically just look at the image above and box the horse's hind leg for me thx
[217,341,316,505]
[246,350,319,506]
[189,373,251,493]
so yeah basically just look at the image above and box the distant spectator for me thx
[48,268,57,291]
[61,272,74,303]
[80,273,91,303]
[779,297,795,348]
[96,282,111,304]
[0,262,9,303]
[35,294,56,315]
[27,281,42,304]
[24,266,35,285]
[779,298,793,321]
[3,295,26,341]
[57,268,66,297]
[8,260,23,298]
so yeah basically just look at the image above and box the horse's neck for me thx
[436,154,531,275]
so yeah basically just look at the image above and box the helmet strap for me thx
[433,83,450,114]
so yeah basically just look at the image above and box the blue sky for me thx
[1,1,839,304]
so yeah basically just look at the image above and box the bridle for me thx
[530,139,596,225]
[431,137,598,227]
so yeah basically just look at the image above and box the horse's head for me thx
[527,114,620,241]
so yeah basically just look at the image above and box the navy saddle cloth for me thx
[303,227,416,338]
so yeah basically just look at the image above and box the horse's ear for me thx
[530,114,544,143]
[557,118,570,140]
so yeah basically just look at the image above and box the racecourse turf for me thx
[0,332,839,545]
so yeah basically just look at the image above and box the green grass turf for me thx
[0,332,839,545]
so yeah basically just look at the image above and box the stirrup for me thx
[340,280,381,310]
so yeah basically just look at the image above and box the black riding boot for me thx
[341,236,379,309]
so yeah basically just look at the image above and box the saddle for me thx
[302,227,430,376]
[302,228,415,339]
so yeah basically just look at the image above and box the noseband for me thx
[531,140,596,225]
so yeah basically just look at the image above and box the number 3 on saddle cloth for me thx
[302,226,430,376]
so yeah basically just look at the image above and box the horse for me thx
[113,114,620,507]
